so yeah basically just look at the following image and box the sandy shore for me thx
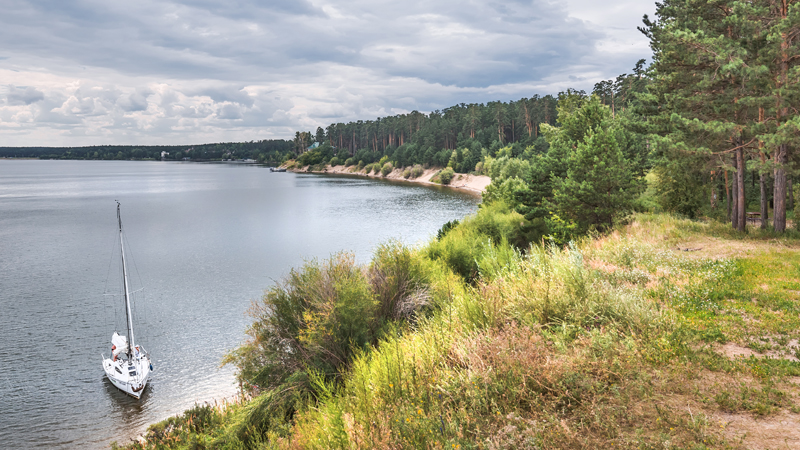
[289,164,492,195]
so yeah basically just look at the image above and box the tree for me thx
[642,0,759,231]
[315,127,325,145]
[552,125,640,230]
[516,93,645,238]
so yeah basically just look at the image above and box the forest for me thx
[0,140,293,163]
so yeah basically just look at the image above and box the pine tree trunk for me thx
[710,172,716,209]
[789,177,794,211]
[725,168,731,221]
[774,143,788,232]
[760,172,768,229]
[736,147,746,232]
[732,161,738,229]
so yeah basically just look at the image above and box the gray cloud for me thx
[6,85,45,105]
[0,0,655,146]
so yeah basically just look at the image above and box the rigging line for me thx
[123,227,148,346]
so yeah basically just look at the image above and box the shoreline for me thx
[287,164,492,195]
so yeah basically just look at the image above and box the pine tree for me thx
[552,125,641,231]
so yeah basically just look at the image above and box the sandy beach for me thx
[290,164,492,195]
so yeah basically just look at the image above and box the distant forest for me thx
[290,62,647,172]
[0,140,294,163]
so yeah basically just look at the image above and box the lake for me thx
[0,160,480,449]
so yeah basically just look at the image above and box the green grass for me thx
[126,213,800,449]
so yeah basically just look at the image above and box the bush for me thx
[402,168,412,179]
[436,219,459,240]
[328,156,340,166]
[381,162,393,176]
[372,163,381,174]
[369,241,433,323]
[426,202,526,282]
[223,252,377,394]
[438,167,455,185]
[357,160,365,170]
[410,164,424,179]
[344,157,356,167]
[475,161,484,174]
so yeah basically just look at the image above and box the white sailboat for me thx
[102,202,152,399]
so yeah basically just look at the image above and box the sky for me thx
[0,0,656,146]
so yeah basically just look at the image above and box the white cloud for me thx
[0,0,656,146]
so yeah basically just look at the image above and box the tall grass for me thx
[129,211,800,449]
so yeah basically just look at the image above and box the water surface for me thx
[0,160,479,448]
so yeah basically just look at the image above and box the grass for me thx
[125,212,800,449]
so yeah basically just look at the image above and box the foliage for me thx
[641,0,800,232]
[437,167,455,185]
[380,162,393,177]
[436,219,459,240]
[426,201,526,281]
[516,92,646,239]
[130,211,800,449]
[222,253,377,396]
[552,122,642,231]
[409,164,424,179]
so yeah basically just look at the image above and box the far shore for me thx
[287,164,492,195]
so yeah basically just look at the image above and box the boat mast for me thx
[117,202,136,360]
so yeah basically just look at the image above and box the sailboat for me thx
[102,202,152,399]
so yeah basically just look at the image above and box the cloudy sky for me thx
[0,0,656,146]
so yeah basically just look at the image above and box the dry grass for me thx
[125,213,800,449]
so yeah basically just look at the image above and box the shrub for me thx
[223,252,377,395]
[410,164,424,179]
[344,157,356,167]
[381,162,393,176]
[426,202,528,282]
[436,219,459,240]
[357,160,365,170]
[368,241,432,323]
[438,167,455,185]
[475,161,484,174]
[372,163,381,174]
[328,156,339,166]
[402,168,411,179]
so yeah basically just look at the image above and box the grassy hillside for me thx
[120,210,800,450]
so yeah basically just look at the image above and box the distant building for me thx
[306,142,320,152]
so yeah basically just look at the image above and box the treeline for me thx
[0,140,293,163]
[293,59,649,166]
[291,95,560,170]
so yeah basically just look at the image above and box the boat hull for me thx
[103,355,151,399]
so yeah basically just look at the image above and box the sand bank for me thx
[289,165,491,195]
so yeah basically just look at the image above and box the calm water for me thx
[0,160,479,449]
